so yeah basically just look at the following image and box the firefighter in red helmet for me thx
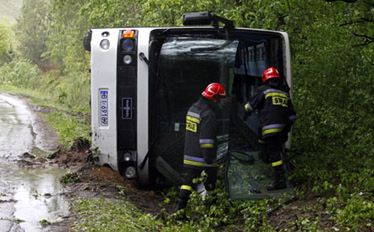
[176,83,226,211]
[244,67,297,191]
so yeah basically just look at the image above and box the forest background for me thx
[0,0,373,231]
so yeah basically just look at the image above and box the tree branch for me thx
[353,33,374,40]
[364,0,374,7]
[357,18,374,23]
[340,18,374,27]
[352,41,374,47]
[352,33,374,47]
[340,21,355,26]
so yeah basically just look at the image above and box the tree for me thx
[0,21,13,65]
[327,0,374,46]
[15,0,51,69]
[45,0,141,74]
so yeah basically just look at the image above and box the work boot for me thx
[173,201,187,221]
[175,199,188,212]
[260,151,270,163]
[267,178,287,191]
[267,166,287,191]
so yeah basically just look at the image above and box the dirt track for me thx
[0,94,68,232]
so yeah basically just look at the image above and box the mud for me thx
[39,131,171,213]
[57,151,170,215]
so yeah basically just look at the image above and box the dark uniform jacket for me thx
[245,84,297,138]
[184,97,217,168]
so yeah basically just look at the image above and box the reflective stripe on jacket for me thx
[245,85,297,137]
[184,97,217,167]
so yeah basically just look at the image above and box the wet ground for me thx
[0,94,69,232]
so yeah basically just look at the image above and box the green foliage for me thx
[0,58,40,87]
[289,217,320,232]
[44,0,88,73]
[140,0,288,28]
[327,193,374,231]
[51,71,91,113]
[60,172,81,185]
[72,181,281,232]
[341,0,374,46]
[287,0,374,192]
[0,58,90,113]
[15,0,51,69]
[161,174,279,231]
[39,219,51,227]
[45,0,141,74]
[72,198,162,232]
[44,111,90,148]
[0,21,13,64]
[14,218,25,224]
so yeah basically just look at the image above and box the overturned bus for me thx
[84,12,293,199]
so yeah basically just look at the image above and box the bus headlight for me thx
[125,166,136,179]
[123,152,132,162]
[123,55,132,64]
[100,39,110,50]
[122,39,135,52]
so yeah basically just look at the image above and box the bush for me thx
[0,58,40,88]
[328,193,374,231]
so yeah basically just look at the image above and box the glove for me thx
[244,102,251,112]
[196,183,208,201]
[243,103,252,120]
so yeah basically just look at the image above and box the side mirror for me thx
[183,11,213,26]
[83,30,92,52]
[183,11,235,30]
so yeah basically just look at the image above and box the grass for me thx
[72,198,162,232]
[43,111,90,148]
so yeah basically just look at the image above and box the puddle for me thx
[0,164,69,232]
[0,94,69,232]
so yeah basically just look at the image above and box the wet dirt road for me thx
[0,94,69,232]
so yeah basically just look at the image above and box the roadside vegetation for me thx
[0,0,373,231]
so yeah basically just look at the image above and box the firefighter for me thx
[176,82,226,211]
[244,67,297,191]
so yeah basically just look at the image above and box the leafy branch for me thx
[352,33,374,47]
[340,18,374,26]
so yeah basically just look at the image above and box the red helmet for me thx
[262,67,281,83]
[202,83,226,102]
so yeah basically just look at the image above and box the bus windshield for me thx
[149,29,291,199]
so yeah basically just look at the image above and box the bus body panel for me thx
[136,28,153,184]
[91,28,119,170]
